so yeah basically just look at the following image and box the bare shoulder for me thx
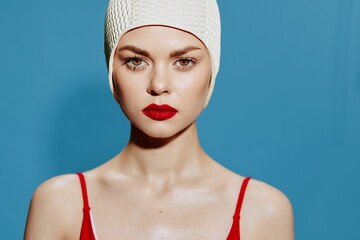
[242,178,294,240]
[31,174,82,209]
[24,174,83,240]
[246,178,293,215]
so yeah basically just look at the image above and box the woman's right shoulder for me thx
[35,173,80,191]
[24,174,83,239]
[31,174,82,206]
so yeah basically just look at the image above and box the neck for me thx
[116,122,209,181]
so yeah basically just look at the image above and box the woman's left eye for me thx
[174,58,196,70]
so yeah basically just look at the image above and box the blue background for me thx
[1,0,359,239]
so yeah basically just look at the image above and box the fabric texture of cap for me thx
[105,0,221,106]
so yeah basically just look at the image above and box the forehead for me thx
[118,25,206,50]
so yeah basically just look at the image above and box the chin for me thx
[130,121,194,144]
[140,125,184,139]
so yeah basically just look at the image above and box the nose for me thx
[147,65,171,95]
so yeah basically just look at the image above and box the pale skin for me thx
[24,26,294,240]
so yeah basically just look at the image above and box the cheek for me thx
[179,67,211,102]
[194,60,212,94]
[113,71,145,112]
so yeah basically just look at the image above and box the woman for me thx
[25,0,294,239]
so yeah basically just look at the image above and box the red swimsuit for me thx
[77,173,250,240]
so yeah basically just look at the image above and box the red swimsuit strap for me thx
[234,177,251,218]
[77,173,96,240]
[77,172,91,210]
[227,177,251,240]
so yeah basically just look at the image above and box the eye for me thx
[174,58,196,71]
[124,57,148,70]
[130,58,143,66]
[178,59,191,66]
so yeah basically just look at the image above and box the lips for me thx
[142,103,178,121]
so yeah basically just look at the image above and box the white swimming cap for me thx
[105,0,221,106]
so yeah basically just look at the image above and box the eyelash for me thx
[123,57,148,71]
[122,57,197,71]
[173,58,197,71]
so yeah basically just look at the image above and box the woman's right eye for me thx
[123,57,148,70]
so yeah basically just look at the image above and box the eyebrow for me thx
[169,46,202,58]
[117,45,201,58]
[117,45,150,58]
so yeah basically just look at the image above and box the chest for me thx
[89,194,235,240]
[67,173,249,240]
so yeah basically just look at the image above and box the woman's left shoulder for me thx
[246,178,293,212]
[243,178,294,239]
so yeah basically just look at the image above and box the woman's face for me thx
[112,26,212,139]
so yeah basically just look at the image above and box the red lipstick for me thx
[142,104,177,121]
